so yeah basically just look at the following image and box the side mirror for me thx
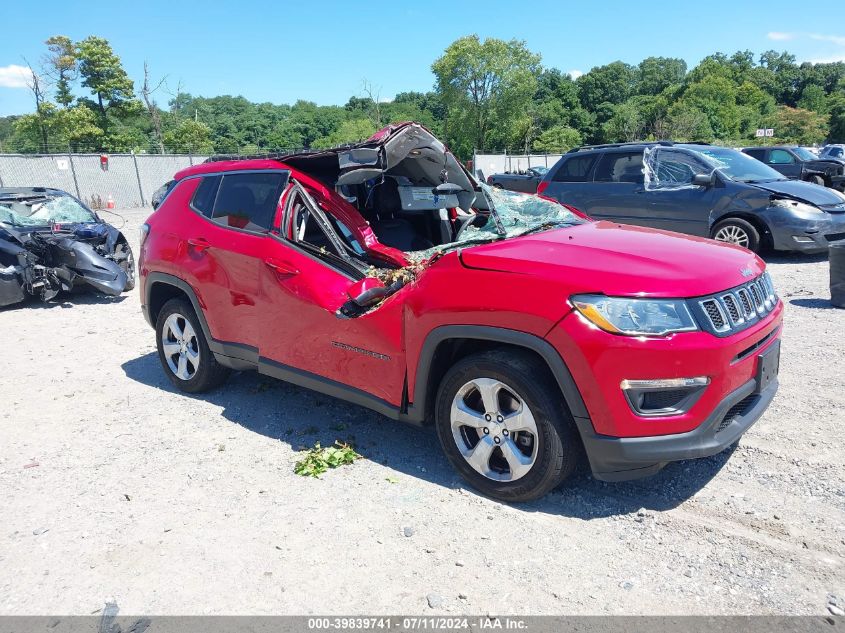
[693,172,715,186]
[347,277,388,308]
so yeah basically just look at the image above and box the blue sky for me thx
[1,0,844,116]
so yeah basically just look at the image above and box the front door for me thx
[256,183,407,407]
[765,148,802,179]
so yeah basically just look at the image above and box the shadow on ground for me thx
[1,292,127,312]
[763,251,829,265]
[122,351,732,520]
[789,297,839,310]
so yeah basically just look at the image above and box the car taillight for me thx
[487,176,493,184]
[536,181,549,195]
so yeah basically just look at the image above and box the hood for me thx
[459,221,764,298]
[749,179,845,208]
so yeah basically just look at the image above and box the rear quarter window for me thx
[552,154,598,182]
[191,176,221,216]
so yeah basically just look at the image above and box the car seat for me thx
[369,179,434,252]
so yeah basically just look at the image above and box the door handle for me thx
[264,258,299,276]
[187,237,210,252]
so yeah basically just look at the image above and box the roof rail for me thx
[566,140,674,154]
[204,149,311,163]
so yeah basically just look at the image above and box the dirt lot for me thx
[1,207,843,616]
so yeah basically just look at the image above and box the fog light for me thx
[792,236,815,243]
[620,377,710,416]
[620,377,710,390]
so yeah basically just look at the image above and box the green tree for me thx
[312,118,377,148]
[432,35,541,156]
[602,101,645,142]
[12,103,103,152]
[637,57,687,96]
[76,36,137,132]
[828,93,845,142]
[162,118,213,152]
[577,61,638,108]
[765,106,829,144]
[44,36,77,107]
[797,84,826,112]
[532,125,581,152]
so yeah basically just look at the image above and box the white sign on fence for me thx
[56,159,68,171]
[755,129,765,137]
[765,128,775,137]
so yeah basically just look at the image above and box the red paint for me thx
[141,135,782,440]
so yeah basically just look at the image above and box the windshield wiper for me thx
[479,187,507,237]
[515,220,576,238]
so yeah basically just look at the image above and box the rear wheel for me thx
[712,218,761,253]
[434,349,580,502]
[155,298,230,393]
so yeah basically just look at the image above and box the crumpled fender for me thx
[51,237,127,296]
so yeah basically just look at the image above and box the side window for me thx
[552,154,598,182]
[210,172,288,232]
[832,148,843,157]
[768,149,795,165]
[191,176,221,216]
[594,152,644,183]
[653,150,707,185]
[745,149,765,161]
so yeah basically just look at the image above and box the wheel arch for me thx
[711,213,772,250]
[407,325,590,426]
[145,273,213,343]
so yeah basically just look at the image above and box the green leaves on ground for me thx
[294,441,361,478]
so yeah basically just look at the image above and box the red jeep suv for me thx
[139,123,782,502]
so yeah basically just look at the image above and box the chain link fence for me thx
[0,153,209,208]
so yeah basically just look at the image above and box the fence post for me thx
[68,148,82,200]
[131,151,145,207]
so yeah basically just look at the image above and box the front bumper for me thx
[574,375,778,481]
[765,206,845,252]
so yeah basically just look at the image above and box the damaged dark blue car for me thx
[0,187,134,308]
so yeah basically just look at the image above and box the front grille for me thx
[717,394,757,431]
[825,232,845,243]
[694,272,778,336]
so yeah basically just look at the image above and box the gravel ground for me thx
[0,207,843,616]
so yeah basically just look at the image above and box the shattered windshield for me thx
[686,147,786,183]
[0,194,97,227]
[414,183,585,258]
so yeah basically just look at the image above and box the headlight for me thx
[770,198,823,214]
[571,295,698,336]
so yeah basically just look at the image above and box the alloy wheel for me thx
[161,313,200,380]
[714,225,750,248]
[450,377,538,482]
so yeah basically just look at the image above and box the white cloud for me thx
[767,31,795,41]
[808,33,845,47]
[806,53,845,64]
[0,64,30,89]
[567,69,584,79]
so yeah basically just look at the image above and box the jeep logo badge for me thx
[740,267,754,277]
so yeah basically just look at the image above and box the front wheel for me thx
[155,298,230,393]
[434,349,580,502]
[712,218,761,253]
[806,174,825,186]
[114,241,135,291]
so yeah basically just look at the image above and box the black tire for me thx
[114,240,135,291]
[434,349,580,502]
[492,183,504,189]
[711,218,761,253]
[807,174,825,186]
[155,298,230,393]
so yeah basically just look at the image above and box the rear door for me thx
[545,153,602,214]
[582,150,648,223]
[178,170,288,350]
